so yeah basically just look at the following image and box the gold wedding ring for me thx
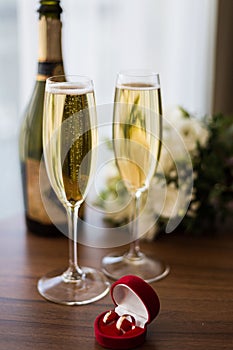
[103,310,117,324]
[116,314,136,334]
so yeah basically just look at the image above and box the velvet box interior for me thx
[94,275,160,349]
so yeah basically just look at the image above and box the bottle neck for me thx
[37,14,64,81]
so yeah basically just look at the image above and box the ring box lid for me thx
[111,275,160,328]
[94,275,160,349]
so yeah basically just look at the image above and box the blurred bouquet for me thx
[95,107,233,239]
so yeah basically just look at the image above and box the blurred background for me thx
[0,0,232,221]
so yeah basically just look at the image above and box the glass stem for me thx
[64,205,84,280]
[127,190,143,260]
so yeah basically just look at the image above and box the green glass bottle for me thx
[19,0,65,235]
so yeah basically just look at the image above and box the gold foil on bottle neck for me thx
[38,16,62,62]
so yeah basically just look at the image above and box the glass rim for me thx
[45,74,94,93]
[46,74,93,84]
[117,69,160,78]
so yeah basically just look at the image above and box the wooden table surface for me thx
[0,214,232,350]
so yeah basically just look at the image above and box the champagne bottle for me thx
[19,0,65,235]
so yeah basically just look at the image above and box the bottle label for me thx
[26,158,65,225]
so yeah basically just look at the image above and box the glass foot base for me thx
[38,267,110,305]
[102,252,170,283]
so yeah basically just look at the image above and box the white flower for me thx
[150,178,179,219]
[163,106,209,154]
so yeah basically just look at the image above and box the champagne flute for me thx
[37,75,110,305]
[102,70,170,282]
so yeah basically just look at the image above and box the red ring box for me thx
[94,275,160,349]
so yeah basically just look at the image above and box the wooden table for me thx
[0,214,232,350]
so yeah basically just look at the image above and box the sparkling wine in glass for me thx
[37,75,110,305]
[102,70,170,283]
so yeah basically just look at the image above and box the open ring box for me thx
[94,275,160,349]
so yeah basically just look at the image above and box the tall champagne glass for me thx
[37,75,110,305]
[102,70,170,282]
